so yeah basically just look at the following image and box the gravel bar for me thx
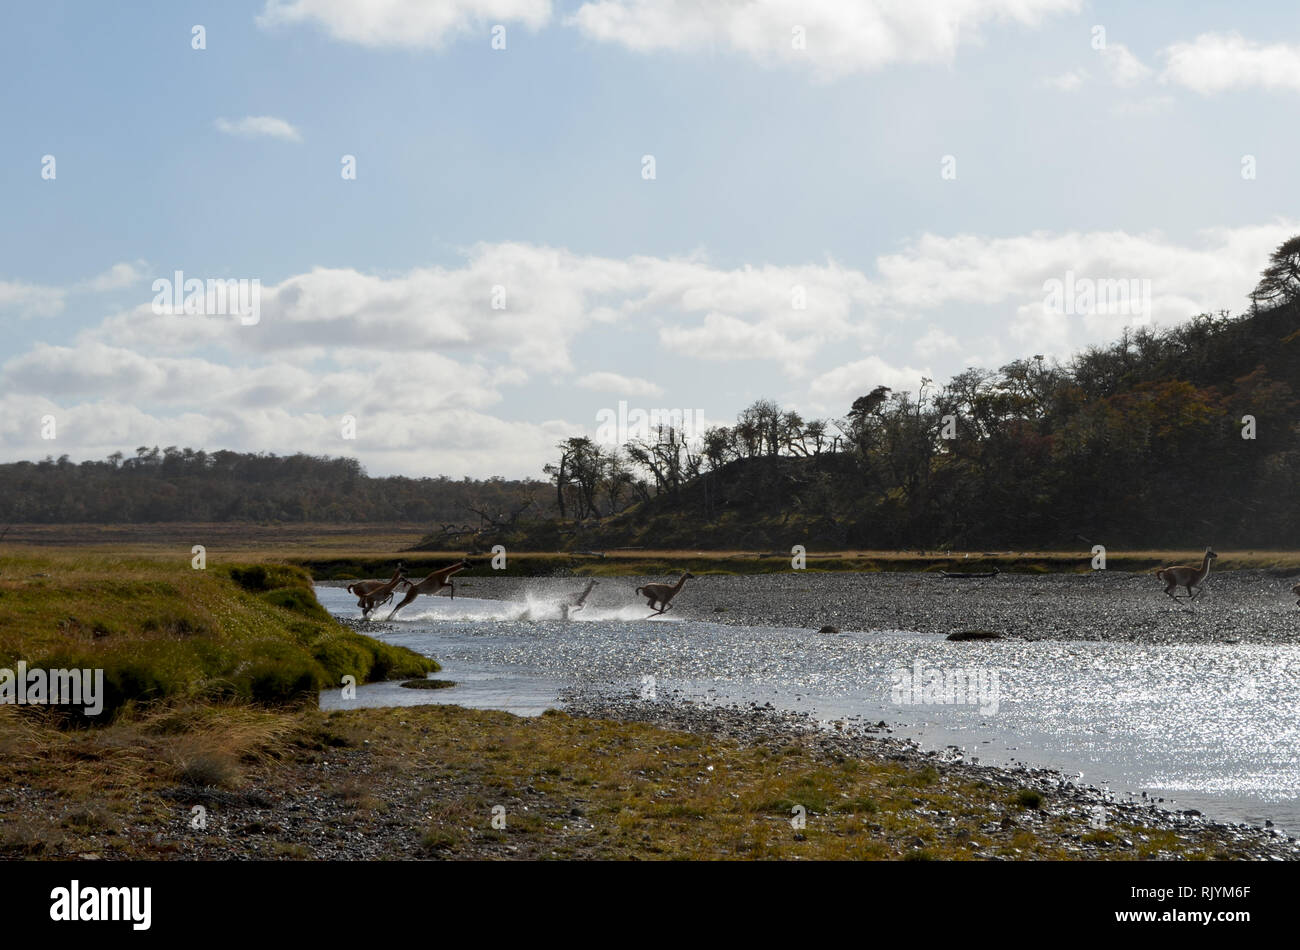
[435,569,1300,644]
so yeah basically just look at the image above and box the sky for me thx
[2,0,1299,479]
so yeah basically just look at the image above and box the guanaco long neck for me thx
[673,575,689,591]
[1197,552,1213,583]
[426,561,466,585]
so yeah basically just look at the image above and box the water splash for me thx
[341,591,681,624]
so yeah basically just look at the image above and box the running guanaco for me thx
[347,564,408,618]
[635,572,695,615]
[1155,548,1217,601]
[562,579,598,621]
[385,559,472,620]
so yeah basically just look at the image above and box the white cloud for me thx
[1042,69,1086,91]
[89,245,884,379]
[575,371,663,397]
[7,225,1292,476]
[914,325,961,358]
[81,261,147,292]
[808,355,932,411]
[0,279,65,319]
[1100,43,1152,86]
[258,0,552,49]
[2,343,505,416]
[214,115,303,142]
[568,0,1082,79]
[658,311,823,373]
[872,224,1291,322]
[1161,32,1300,94]
[0,391,570,478]
[1,261,149,320]
[71,226,1298,397]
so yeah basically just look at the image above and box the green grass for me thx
[0,553,436,720]
[4,700,1257,860]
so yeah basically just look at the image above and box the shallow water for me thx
[317,586,1300,831]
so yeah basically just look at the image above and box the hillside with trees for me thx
[510,240,1300,551]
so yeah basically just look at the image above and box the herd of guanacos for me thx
[344,547,1300,623]
[346,558,695,621]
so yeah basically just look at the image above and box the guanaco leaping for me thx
[385,558,472,621]
[347,564,409,619]
[561,579,598,621]
[1155,548,1217,601]
[635,572,694,616]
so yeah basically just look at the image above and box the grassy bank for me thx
[0,552,436,720]
[0,703,1257,860]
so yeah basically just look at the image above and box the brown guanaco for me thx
[635,572,694,616]
[1155,549,1217,601]
[385,559,472,620]
[347,564,408,618]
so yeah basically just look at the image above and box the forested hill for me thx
[507,299,1300,552]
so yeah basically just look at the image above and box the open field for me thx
[7,523,1300,578]
[0,522,431,558]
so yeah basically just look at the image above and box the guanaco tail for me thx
[635,572,695,616]
[1155,548,1217,601]
[385,558,472,621]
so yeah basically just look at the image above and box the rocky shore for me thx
[561,691,1300,860]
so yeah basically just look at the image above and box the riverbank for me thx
[4,696,1295,860]
[0,553,436,718]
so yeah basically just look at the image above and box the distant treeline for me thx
[0,448,553,525]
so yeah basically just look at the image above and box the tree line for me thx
[0,447,551,525]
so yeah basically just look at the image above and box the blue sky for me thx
[2,0,1298,477]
